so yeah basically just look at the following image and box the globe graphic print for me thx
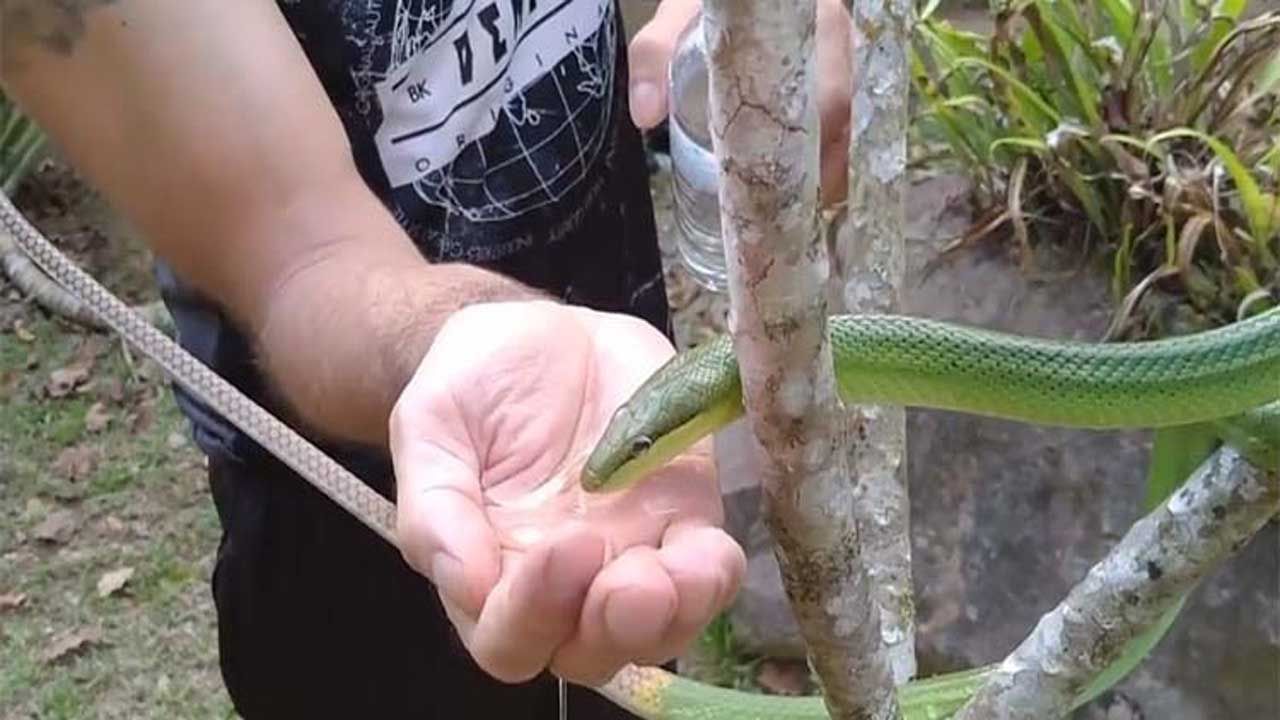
[407,5,617,223]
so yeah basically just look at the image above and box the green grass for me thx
[689,613,764,691]
[1,305,233,720]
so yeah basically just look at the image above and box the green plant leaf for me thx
[1098,0,1136,45]
[1191,0,1248,71]
[1258,49,1280,95]
[1146,3,1176,101]
[1053,158,1111,236]
[988,136,1049,154]
[1071,422,1219,711]
[918,0,944,22]
[0,93,46,196]
[1147,425,1221,511]
[1264,139,1280,176]
[1072,597,1186,712]
[1024,1,1103,127]
[1149,128,1275,243]
[954,56,1061,131]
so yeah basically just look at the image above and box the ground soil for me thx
[1,162,231,719]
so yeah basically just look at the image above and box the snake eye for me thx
[629,436,653,458]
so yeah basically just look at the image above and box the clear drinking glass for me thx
[668,12,727,293]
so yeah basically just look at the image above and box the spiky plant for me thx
[910,0,1279,338]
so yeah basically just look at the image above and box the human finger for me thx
[550,546,679,685]
[464,524,608,683]
[390,363,501,620]
[627,0,702,129]
[817,0,853,206]
[652,521,744,653]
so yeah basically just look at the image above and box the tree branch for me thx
[827,0,917,684]
[953,447,1280,719]
[703,1,898,717]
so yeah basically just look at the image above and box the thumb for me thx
[627,0,701,129]
[390,388,501,620]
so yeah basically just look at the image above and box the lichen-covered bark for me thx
[953,447,1280,720]
[826,0,917,684]
[702,1,898,717]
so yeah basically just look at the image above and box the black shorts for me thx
[205,450,646,719]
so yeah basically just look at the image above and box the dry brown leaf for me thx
[31,509,78,544]
[45,363,91,398]
[126,401,155,435]
[0,592,28,612]
[755,659,809,696]
[84,402,112,433]
[101,515,127,536]
[14,320,35,343]
[40,627,104,665]
[22,497,49,520]
[96,567,134,598]
[0,369,18,395]
[52,445,99,482]
[96,377,125,403]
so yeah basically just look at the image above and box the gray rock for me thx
[662,172,1279,719]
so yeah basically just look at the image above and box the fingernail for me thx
[630,81,662,128]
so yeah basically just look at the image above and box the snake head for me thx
[580,404,662,493]
[580,337,743,493]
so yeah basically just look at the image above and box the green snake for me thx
[4,184,1278,719]
[580,308,1278,718]
[581,308,1280,492]
[591,402,1279,720]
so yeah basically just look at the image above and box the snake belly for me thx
[582,306,1280,492]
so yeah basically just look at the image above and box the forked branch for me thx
[953,447,1279,719]
[702,0,899,717]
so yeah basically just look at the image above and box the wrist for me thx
[376,263,553,403]
[253,244,550,448]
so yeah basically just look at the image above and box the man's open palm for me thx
[389,301,745,687]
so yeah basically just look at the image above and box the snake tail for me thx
[583,309,1280,492]
[597,664,995,720]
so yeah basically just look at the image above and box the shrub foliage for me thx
[911,0,1279,337]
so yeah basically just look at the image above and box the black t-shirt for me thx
[157,0,669,489]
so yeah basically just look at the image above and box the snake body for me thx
[4,186,1278,719]
[600,664,996,720]
[581,308,1280,492]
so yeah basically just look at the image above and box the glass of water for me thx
[668,12,728,293]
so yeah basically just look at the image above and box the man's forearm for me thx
[0,0,547,449]
[251,214,547,448]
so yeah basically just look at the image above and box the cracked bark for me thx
[952,447,1280,720]
[702,1,898,718]
[826,0,917,684]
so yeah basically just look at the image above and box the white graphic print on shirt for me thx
[368,0,616,222]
